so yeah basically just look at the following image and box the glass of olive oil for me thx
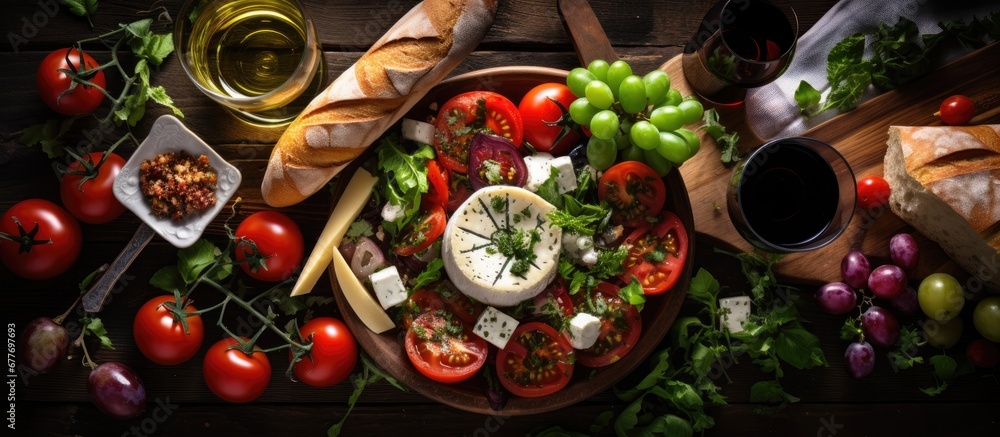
[175,0,324,126]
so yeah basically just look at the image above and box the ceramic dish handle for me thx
[82,224,156,313]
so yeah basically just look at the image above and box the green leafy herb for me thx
[921,351,975,396]
[559,246,628,295]
[887,325,924,371]
[344,220,374,242]
[699,108,740,164]
[150,239,233,293]
[328,353,407,437]
[618,280,646,312]
[19,118,75,159]
[535,166,564,208]
[81,316,114,349]
[409,258,444,292]
[376,135,434,237]
[63,0,98,27]
[797,14,1000,116]
[839,317,863,341]
[547,199,610,237]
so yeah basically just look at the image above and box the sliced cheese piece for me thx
[291,169,378,296]
[473,306,519,349]
[369,266,407,310]
[442,185,563,306]
[719,296,752,333]
[401,118,435,145]
[568,312,601,349]
[331,247,394,333]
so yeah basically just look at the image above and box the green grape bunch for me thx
[566,59,704,174]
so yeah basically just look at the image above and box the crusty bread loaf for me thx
[262,0,497,207]
[884,125,1000,291]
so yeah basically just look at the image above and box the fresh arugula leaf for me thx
[82,316,114,349]
[148,85,184,117]
[409,258,444,292]
[376,135,432,235]
[63,0,98,27]
[794,80,822,116]
[19,118,75,158]
[328,353,405,436]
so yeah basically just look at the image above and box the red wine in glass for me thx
[682,0,798,105]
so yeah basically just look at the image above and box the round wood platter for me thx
[329,66,695,415]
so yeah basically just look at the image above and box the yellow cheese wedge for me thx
[290,169,378,296]
[331,246,395,334]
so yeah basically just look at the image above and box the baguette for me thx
[884,125,1000,291]
[262,0,498,207]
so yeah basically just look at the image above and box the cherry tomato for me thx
[434,91,523,173]
[966,339,999,368]
[0,199,82,280]
[938,94,975,126]
[423,159,450,208]
[467,133,528,190]
[598,161,667,227]
[203,337,271,403]
[37,47,106,116]
[572,282,642,367]
[234,211,305,282]
[133,295,204,366]
[394,204,446,256]
[292,317,358,387]
[518,83,582,155]
[619,211,689,295]
[438,283,485,325]
[405,311,488,383]
[856,175,891,211]
[496,322,574,397]
[60,152,126,224]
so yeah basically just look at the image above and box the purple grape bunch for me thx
[816,233,920,379]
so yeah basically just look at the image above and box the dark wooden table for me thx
[2,1,998,435]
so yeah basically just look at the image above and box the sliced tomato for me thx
[438,283,484,325]
[447,170,473,214]
[394,204,446,256]
[496,322,574,398]
[434,91,523,173]
[598,161,667,227]
[573,282,642,367]
[400,289,446,329]
[423,159,449,208]
[619,211,689,295]
[405,311,488,384]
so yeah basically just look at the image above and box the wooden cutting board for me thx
[667,42,1000,285]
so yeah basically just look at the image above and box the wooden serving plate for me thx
[666,42,1000,286]
[330,66,696,415]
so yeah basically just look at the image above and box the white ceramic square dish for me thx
[113,115,242,248]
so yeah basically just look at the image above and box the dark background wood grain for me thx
[2,0,997,435]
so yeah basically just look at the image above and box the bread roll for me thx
[884,125,1000,291]
[262,0,498,207]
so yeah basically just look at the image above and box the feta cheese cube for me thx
[719,296,752,333]
[473,306,519,349]
[523,153,555,192]
[550,156,578,194]
[381,202,405,222]
[568,312,601,349]
[369,266,408,310]
[401,118,435,145]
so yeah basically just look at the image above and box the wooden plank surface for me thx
[3,0,1000,435]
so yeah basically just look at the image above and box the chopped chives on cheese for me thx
[473,306,519,349]
[719,296,752,333]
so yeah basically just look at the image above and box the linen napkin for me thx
[744,0,999,140]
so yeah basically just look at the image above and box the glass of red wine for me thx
[727,137,856,253]
[682,0,798,106]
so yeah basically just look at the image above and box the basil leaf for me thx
[794,80,822,116]
[774,326,828,369]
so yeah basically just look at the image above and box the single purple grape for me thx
[844,341,876,379]
[888,285,920,317]
[861,306,901,348]
[889,233,919,273]
[20,317,69,373]
[868,264,907,299]
[841,250,872,289]
[88,362,147,419]
[815,282,858,315]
